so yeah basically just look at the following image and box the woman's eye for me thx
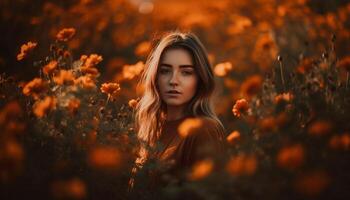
[159,69,170,74]
[182,70,193,75]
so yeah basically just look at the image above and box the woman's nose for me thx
[169,71,179,86]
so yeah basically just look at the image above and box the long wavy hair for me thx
[135,31,224,148]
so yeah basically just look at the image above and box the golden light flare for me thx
[122,61,144,80]
[328,133,350,150]
[294,170,330,197]
[307,120,333,136]
[277,144,305,171]
[88,146,123,170]
[51,178,86,199]
[226,130,241,145]
[187,159,214,181]
[178,118,203,138]
[214,62,233,77]
[135,41,152,57]
[226,154,257,176]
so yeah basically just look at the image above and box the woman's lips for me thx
[166,90,181,94]
[166,90,181,97]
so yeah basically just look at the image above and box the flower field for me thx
[1,0,350,199]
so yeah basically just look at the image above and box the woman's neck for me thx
[166,105,187,121]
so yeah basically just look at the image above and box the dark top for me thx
[129,115,226,191]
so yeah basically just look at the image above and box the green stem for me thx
[279,61,286,91]
[104,95,110,109]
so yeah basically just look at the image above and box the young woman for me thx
[129,31,227,192]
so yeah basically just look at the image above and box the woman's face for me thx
[157,48,198,109]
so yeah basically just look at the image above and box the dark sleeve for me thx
[181,118,227,168]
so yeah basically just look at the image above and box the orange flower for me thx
[329,133,350,150]
[22,78,47,99]
[3,139,24,163]
[33,96,57,118]
[74,75,96,89]
[79,54,102,77]
[294,170,330,197]
[240,75,263,98]
[42,60,58,75]
[297,58,314,74]
[226,131,241,145]
[53,70,75,85]
[226,154,257,176]
[226,15,252,35]
[100,82,121,100]
[88,146,122,170]
[337,56,350,71]
[135,41,151,57]
[188,159,214,181]
[232,98,249,117]
[128,99,138,109]
[80,66,100,77]
[83,54,103,68]
[63,51,71,58]
[51,178,86,199]
[4,121,26,135]
[251,33,278,71]
[307,120,332,136]
[17,41,37,61]
[0,101,22,125]
[178,118,203,138]
[224,78,238,90]
[80,55,88,62]
[56,28,76,42]
[255,33,278,56]
[275,112,289,128]
[67,98,80,115]
[214,62,233,77]
[258,116,277,133]
[274,92,294,104]
[0,139,24,180]
[277,144,304,170]
[122,61,144,80]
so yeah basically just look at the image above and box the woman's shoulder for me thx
[196,116,224,132]
[179,116,227,165]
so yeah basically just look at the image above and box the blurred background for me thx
[1,0,350,199]
[1,0,350,117]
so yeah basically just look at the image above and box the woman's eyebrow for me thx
[160,63,194,68]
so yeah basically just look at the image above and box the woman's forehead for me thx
[160,48,194,66]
